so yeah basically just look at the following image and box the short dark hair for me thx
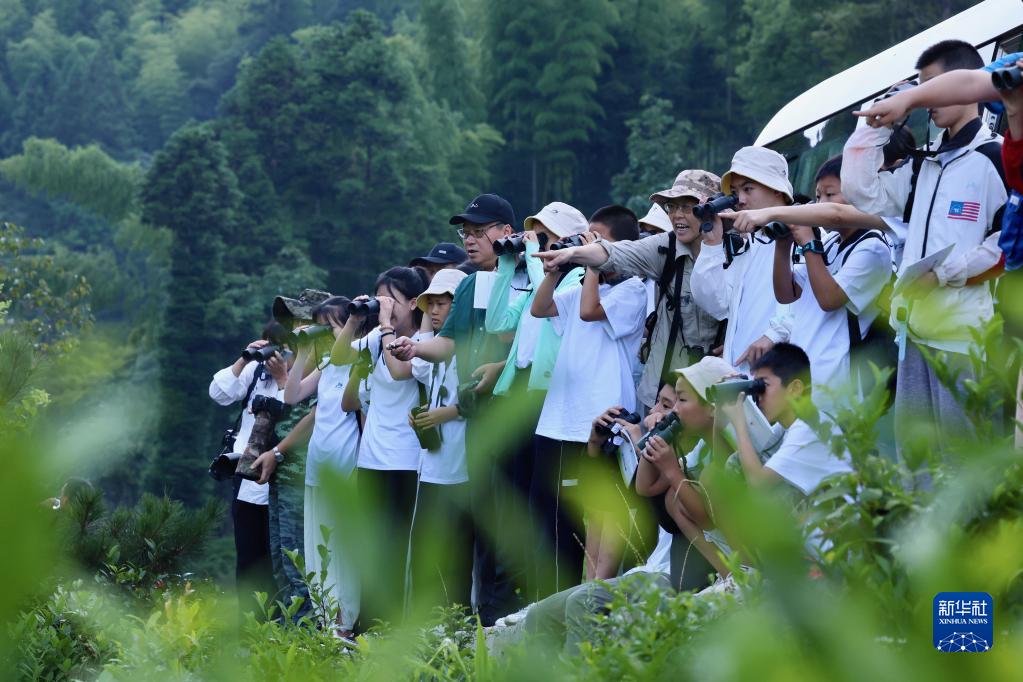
[752,342,811,389]
[814,155,842,185]
[589,204,639,242]
[915,39,983,73]
[262,320,291,345]
[456,260,477,275]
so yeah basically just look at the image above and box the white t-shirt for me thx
[880,216,907,270]
[351,328,421,471]
[764,418,853,495]
[209,362,281,505]
[306,360,361,486]
[411,334,468,485]
[789,231,891,396]
[729,238,780,368]
[515,311,543,369]
[536,277,648,442]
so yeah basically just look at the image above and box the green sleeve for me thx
[439,273,474,339]
[485,255,521,333]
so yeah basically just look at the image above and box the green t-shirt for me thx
[439,272,512,386]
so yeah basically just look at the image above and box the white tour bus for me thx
[756,0,1023,196]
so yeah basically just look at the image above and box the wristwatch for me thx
[795,239,825,258]
[272,446,285,464]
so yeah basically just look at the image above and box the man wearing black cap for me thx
[390,193,530,625]
[409,242,468,281]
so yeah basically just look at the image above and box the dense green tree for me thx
[0,137,142,222]
[3,12,135,155]
[533,0,618,202]
[418,0,482,118]
[140,124,239,505]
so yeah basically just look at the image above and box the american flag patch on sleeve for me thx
[947,200,981,221]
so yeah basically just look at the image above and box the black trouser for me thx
[530,435,587,600]
[231,497,273,618]
[410,482,473,613]
[669,532,716,592]
[355,468,418,630]
[466,375,541,625]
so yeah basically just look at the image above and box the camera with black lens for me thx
[594,409,642,437]
[292,324,334,344]
[494,233,548,256]
[693,193,739,232]
[456,379,481,418]
[241,344,281,362]
[761,221,791,241]
[992,66,1023,91]
[636,412,682,451]
[348,298,380,316]
[410,406,443,451]
[209,451,241,481]
[722,230,748,269]
[352,346,374,380]
[209,428,241,481]
[706,376,767,404]
[234,395,288,481]
[549,234,586,251]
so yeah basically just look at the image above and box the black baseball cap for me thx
[448,193,516,227]
[410,242,468,267]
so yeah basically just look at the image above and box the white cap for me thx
[523,201,588,238]
[673,356,737,402]
[416,268,467,312]
[721,146,794,202]
[638,203,672,233]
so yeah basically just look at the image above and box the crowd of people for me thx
[208,40,1023,647]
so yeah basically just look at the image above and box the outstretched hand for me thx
[389,336,417,361]
[532,248,576,273]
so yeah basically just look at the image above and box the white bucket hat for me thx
[638,203,672,233]
[523,201,588,238]
[416,268,467,312]
[673,356,737,402]
[720,146,794,202]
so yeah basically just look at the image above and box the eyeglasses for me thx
[456,222,501,240]
[663,202,696,215]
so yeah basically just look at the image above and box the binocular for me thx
[494,233,548,256]
[594,409,642,437]
[636,412,682,451]
[348,298,380,316]
[292,324,333,343]
[992,66,1022,91]
[241,344,281,362]
[456,379,481,418]
[694,193,739,232]
[705,376,767,404]
[549,234,586,251]
[761,221,791,241]
[410,405,443,451]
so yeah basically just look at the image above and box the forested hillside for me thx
[0,0,976,507]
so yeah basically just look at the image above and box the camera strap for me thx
[225,363,263,446]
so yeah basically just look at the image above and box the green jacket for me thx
[486,240,584,395]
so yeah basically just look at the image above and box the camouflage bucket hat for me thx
[272,288,332,323]
[649,170,722,205]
